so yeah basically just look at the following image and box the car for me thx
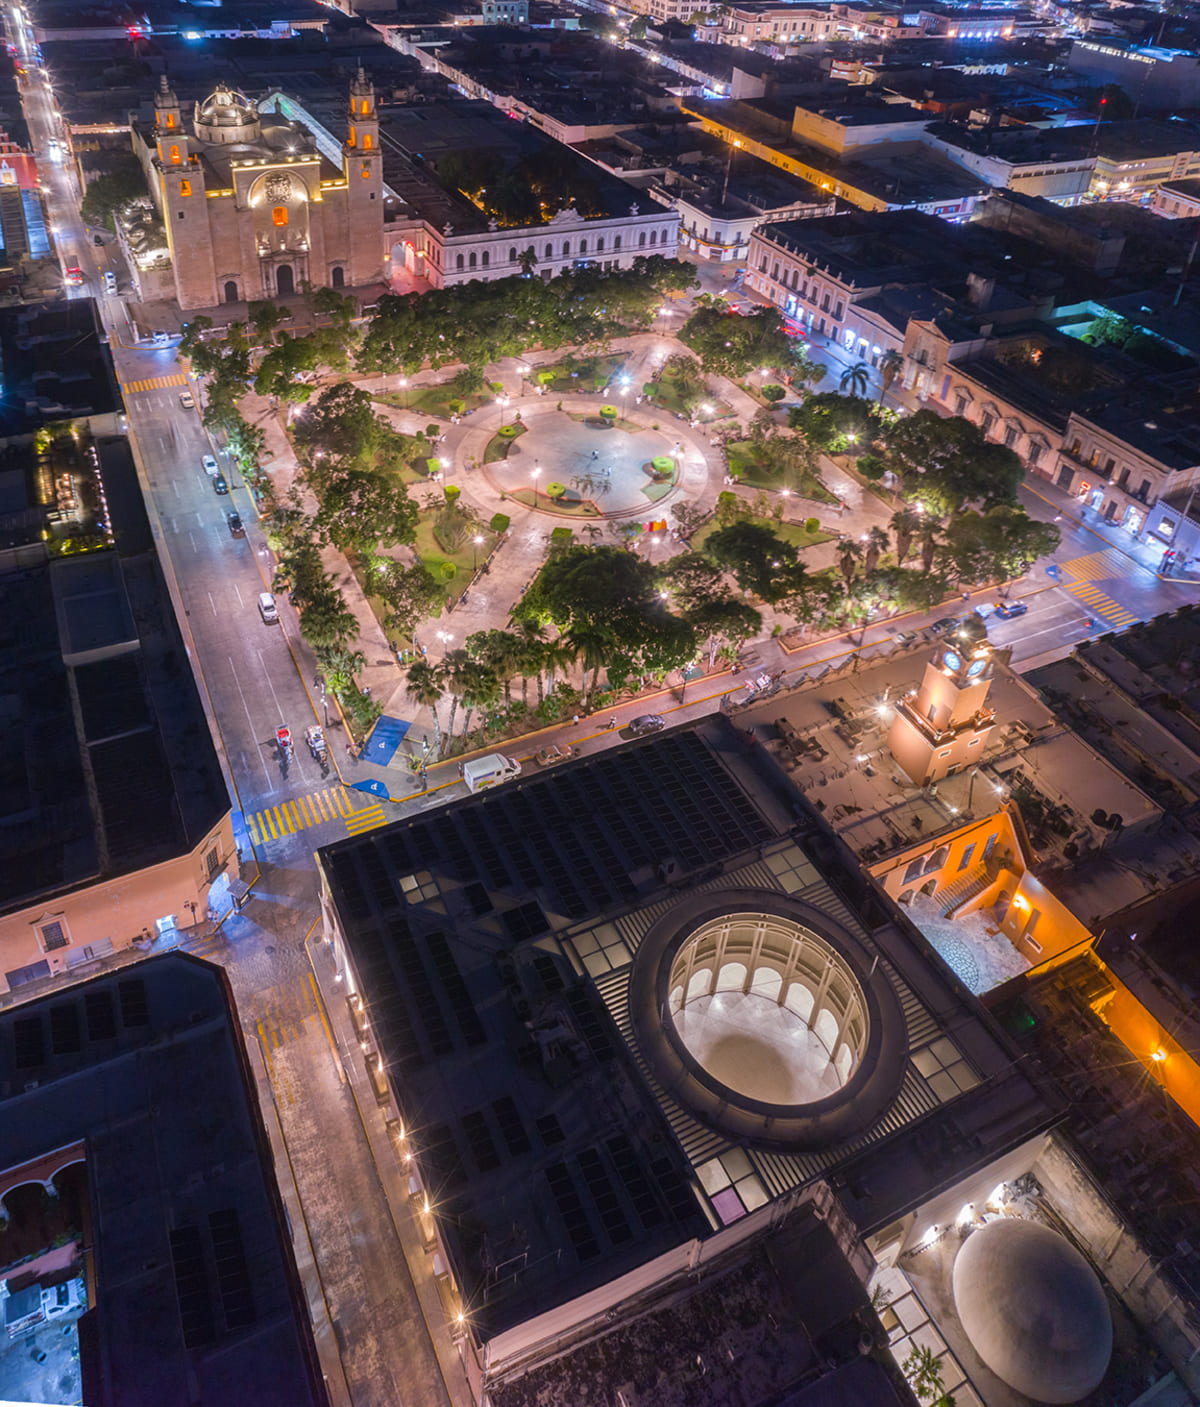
[226,510,243,537]
[202,453,218,475]
[179,390,195,410]
[212,473,229,495]
[258,592,279,624]
[628,714,666,737]
[102,270,116,292]
[64,265,83,286]
[152,329,171,346]
[929,616,959,635]
[992,600,1029,620]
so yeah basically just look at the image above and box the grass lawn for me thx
[644,373,732,422]
[374,385,492,418]
[692,513,835,555]
[412,513,500,596]
[727,440,838,504]
[536,353,625,393]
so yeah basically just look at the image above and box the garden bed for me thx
[374,384,492,418]
[505,486,603,516]
[726,439,838,503]
[692,513,835,555]
[411,512,500,598]
[483,423,528,463]
[533,353,625,394]
[567,411,645,433]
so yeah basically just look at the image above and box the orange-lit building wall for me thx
[1089,966,1200,1130]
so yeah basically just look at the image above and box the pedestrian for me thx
[592,448,598,459]
[457,761,464,777]
[573,714,580,726]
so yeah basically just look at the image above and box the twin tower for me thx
[150,68,384,311]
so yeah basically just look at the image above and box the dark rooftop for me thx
[0,954,328,1405]
[0,301,119,437]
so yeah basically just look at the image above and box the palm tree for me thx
[839,361,872,398]
[541,634,578,698]
[439,649,472,748]
[513,618,545,705]
[863,525,889,575]
[919,521,943,575]
[405,658,445,759]
[566,623,613,707]
[518,247,538,277]
[889,507,923,566]
[459,662,501,741]
[837,536,864,588]
[878,349,904,403]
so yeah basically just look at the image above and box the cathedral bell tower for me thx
[153,76,217,306]
[343,66,382,285]
[887,617,997,788]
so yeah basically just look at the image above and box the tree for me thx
[458,660,501,739]
[878,348,904,402]
[705,521,805,604]
[309,462,418,555]
[889,506,924,566]
[837,536,864,588]
[249,300,285,344]
[938,507,1061,587]
[883,410,1023,518]
[788,392,881,454]
[518,246,538,277]
[678,305,794,378]
[902,1345,955,1407]
[839,361,872,398]
[863,524,889,574]
[670,500,707,538]
[297,585,359,653]
[312,285,358,328]
[255,332,320,403]
[379,561,442,638]
[299,382,380,464]
[466,628,527,703]
[516,545,696,687]
[662,552,761,665]
[79,160,149,229]
[405,659,445,759]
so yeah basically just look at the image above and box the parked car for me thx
[993,600,1029,620]
[628,714,666,737]
[258,592,279,624]
[929,616,959,635]
[226,510,244,537]
[179,390,195,410]
[212,473,229,495]
[202,453,218,475]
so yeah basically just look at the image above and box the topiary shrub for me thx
[857,452,887,481]
[599,404,618,423]
[546,482,567,500]
[448,398,465,416]
[489,512,510,533]
[762,384,786,404]
[440,561,458,582]
[426,423,440,438]
[444,484,461,504]
[805,516,820,533]
[497,423,520,440]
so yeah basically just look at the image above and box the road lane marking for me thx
[229,653,272,787]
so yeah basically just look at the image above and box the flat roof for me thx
[320,720,1052,1344]
[0,955,327,1405]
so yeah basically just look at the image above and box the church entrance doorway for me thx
[224,280,238,304]
[276,265,294,296]
[331,266,344,289]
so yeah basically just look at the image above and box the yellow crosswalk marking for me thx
[248,786,356,847]
[1064,578,1138,627]
[344,805,387,836]
[120,372,187,394]
[1063,549,1129,583]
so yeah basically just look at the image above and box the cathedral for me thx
[144,70,385,311]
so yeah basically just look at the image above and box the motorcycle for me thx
[276,725,294,760]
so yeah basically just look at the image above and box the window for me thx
[1103,456,1115,478]
[579,239,587,254]
[178,210,185,220]
[363,133,373,150]
[833,300,844,319]
[650,230,657,246]
[179,179,192,197]
[937,748,952,758]
[614,236,622,250]
[510,247,517,263]
[598,237,605,252]
[1028,444,1042,466]
[545,243,553,258]
[469,252,477,269]
[760,256,768,272]
[39,920,69,952]
[957,843,976,871]
[205,846,221,880]
[166,111,175,128]
[821,294,830,312]
[456,254,464,270]
[968,737,980,747]
[904,857,925,884]
[954,396,967,417]
[169,143,180,164]
[1004,426,1017,448]
[912,1037,979,1102]
[1118,467,1130,488]
[272,206,288,227]
[481,251,488,268]
[362,164,371,180]
[981,413,995,436]
[640,232,647,248]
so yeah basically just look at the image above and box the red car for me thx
[64,265,83,286]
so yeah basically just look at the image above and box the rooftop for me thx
[0,954,327,1405]
[319,719,1053,1349]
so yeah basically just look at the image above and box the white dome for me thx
[952,1219,1112,1404]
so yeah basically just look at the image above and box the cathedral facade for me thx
[143,70,384,311]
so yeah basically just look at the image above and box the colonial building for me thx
[138,71,384,310]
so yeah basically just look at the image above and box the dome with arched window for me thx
[194,87,261,145]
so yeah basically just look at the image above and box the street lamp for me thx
[532,465,541,507]
[398,375,408,408]
[472,533,483,571]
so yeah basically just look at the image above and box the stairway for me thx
[938,863,993,919]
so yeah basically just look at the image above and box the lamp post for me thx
[472,534,483,572]
[398,376,408,409]
[532,465,541,507]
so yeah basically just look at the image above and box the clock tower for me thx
[887,619,996,787]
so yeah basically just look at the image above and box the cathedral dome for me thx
[952,1219,1112,1403]
[194,87,261,146]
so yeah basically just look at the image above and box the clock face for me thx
[942,650,962,672]
[966,658,986,678]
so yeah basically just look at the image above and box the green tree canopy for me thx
[704,521,806,604]
[297,382,380,464]
[787,392,882,453]
[80,160,149,229]
[678,305,794,378]
[937,506,1061,585]
[883,410,1024,517]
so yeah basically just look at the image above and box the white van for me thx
[258,592,279,624]
[463,754,521,793]
[102,270,116,293]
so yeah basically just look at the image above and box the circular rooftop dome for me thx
[194,87,261,145]
[628,889,906,1150]
[952,1219,1112,1404]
